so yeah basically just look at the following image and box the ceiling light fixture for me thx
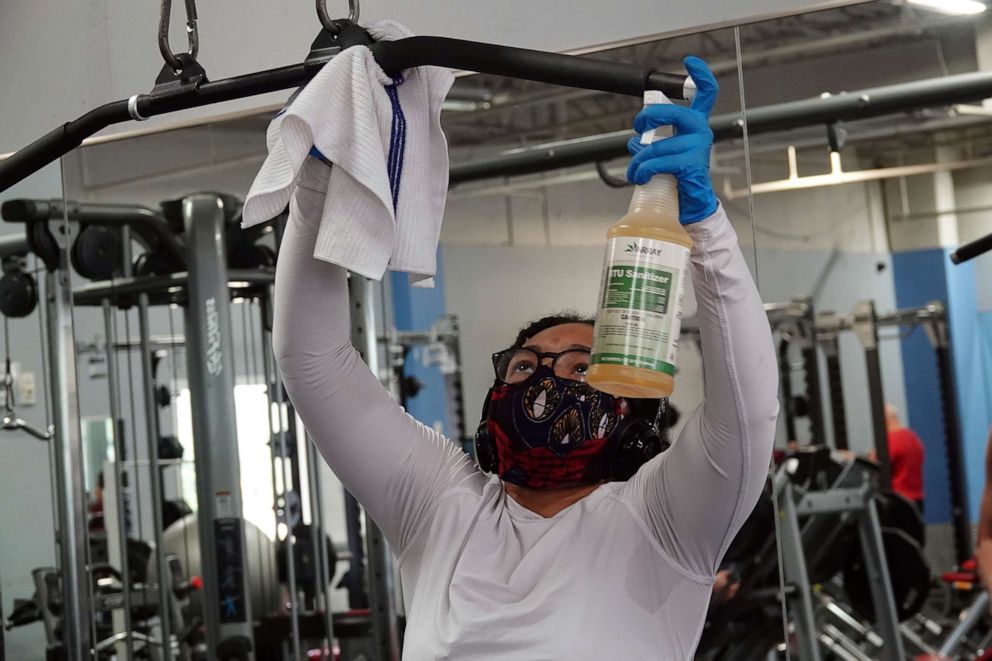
[907,0,986,16]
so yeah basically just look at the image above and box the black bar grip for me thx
[0,35,686,195]
[0,126,75,193]
[0,102,130,193]
[950,231,992,264]
[1,198,54,222]
[371,37,689,99]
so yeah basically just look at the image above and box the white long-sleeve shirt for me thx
[273,159,779,660]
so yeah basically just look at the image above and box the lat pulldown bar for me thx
[0,28,690,193]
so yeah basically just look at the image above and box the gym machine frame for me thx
[384,316,468,448]
[0,210,100,658]
[816,301,971,563]
[696,296,971,563]
[774,461,906,661]
[690,297,965,658]
[4,194,410,659]
[683,297,826,447]
[0,235,48,661]
[46,211,94,659]
[1,195,343,660]
[348,275,403,661]
[766,298,826,447]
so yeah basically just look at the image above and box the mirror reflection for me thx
[738,2,992,659]
[8,2,992,655]
[2,25,779,660]
[0,163,65,660]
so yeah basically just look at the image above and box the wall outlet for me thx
[18,372,36,406]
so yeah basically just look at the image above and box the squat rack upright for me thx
[685,297,970,564]
[817,301,971,564]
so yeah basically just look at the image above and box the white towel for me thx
[242,20,453,288]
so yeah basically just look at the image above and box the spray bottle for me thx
[587,91,693,399]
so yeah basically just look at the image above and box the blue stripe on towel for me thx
[384,78,407,213]
[309,146,332,165]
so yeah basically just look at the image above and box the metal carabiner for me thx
[316,0,360,35]
[158,0,200,72]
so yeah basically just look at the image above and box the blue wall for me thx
[389,253,452,436]
[982,310,992,425]
[948,259,992,523]
[892,248,990,524]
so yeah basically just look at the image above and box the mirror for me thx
[0,162,67,658]
[740,2,992,658]
[2,21,786,661]
[57,125,316,659]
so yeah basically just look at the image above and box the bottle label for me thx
[591,236,690,375]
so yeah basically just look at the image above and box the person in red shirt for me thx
[881,403,925,513]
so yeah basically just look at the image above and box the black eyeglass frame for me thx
[490,346,592,384]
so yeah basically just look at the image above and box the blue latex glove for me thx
[626,56,718,224]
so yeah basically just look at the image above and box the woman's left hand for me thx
[626,56,719,224]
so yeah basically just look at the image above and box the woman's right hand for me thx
[626,56,719,225]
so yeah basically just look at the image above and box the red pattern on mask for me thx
[488,419,613,489]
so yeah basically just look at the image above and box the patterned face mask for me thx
[483,365,626,489]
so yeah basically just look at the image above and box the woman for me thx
[273,57,778,660]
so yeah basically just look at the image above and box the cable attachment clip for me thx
[316,0,360,36]
[159,0,199,73]
[151,53,209,99]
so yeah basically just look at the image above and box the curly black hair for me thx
[511,312,595,349]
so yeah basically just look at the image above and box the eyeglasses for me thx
[492,346,591,384]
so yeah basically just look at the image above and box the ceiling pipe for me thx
[449,69,992,185]
[444,12,971,128]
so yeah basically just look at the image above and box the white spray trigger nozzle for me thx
[682,77,697,104]
[641,90,674,145]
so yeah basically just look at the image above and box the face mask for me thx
[478,365,630,489]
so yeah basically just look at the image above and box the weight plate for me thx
[28,222,59,271]
[875,490,925,546]
[0,271,38,318]
[71,226,121,281]
[843,526,930,622]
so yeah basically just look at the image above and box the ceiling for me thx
[196,0,992,184]
[440,1,988,154]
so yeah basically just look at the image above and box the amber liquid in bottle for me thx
[587,161,693,398]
